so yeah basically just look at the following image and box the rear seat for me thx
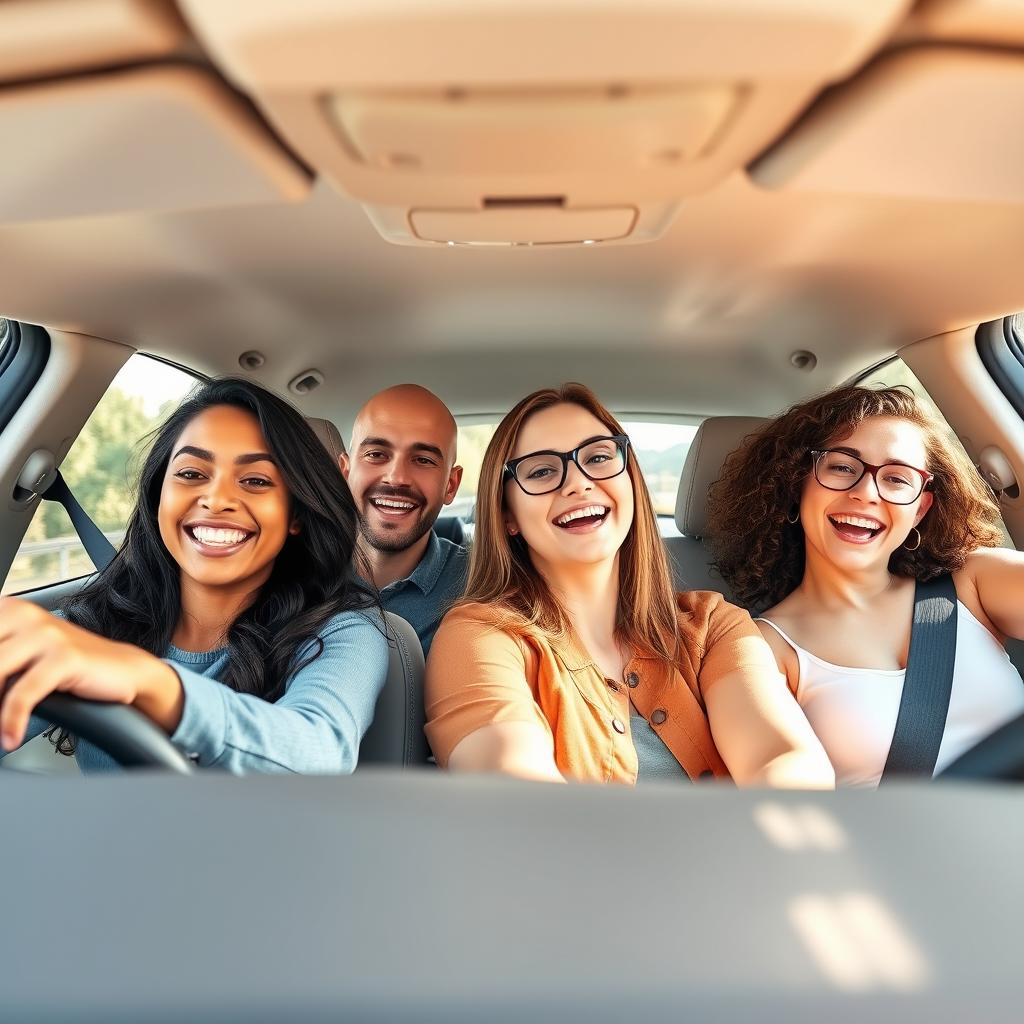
[664,416,766,604]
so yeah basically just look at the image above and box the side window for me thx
[861,357,1012,546]
[4,355,198,595]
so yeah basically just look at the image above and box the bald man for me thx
[341,385,468,655]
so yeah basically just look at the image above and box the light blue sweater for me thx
[3,610,390,774]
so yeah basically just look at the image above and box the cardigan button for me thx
[611,718,626,735]
[650,709,668,726]
[625,672,640,688]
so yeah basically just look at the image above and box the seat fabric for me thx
[665,416,767,605]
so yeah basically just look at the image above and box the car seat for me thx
[663,416,766,604]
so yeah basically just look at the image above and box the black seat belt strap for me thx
[41,471,117,572]
[880,572,958,781]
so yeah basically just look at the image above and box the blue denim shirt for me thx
[3,610,389,774]
[377,531,468,656]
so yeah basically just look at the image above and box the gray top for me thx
[3,610,390,774]
[631,703,689,783]
[378,529,468,656]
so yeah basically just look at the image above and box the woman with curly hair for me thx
[707,384,1024,786]
[425,383,834,788]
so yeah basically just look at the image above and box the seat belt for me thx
[41,471,117,572]
[879,573,958,781]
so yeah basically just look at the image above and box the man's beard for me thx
[358,509,436,553]
[358,486,439,553]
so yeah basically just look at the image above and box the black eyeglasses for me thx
[504,435,630,495]
[810,449,934,505]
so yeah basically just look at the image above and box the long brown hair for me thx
[462,383,680,661]
[707,385,1005,612]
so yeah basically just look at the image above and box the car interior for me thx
[2,0,1024,1018]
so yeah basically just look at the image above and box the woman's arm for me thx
[961,547,1024,640]
[425,610,564,782]
[700,604,834,789]
[167,612,389,773]
[447,722,564,782]
[0,597,389,773]
[0,597,181,752]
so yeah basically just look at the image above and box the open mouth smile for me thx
[369,496,421,519]
[827,512,886,544]
[553,504,611,532]
[183,523,256,556]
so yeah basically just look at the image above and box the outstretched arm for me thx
[701,604,834,789]
[426,611,564,782]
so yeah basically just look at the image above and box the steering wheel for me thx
[26,693,194,774]
[937,711,1024,782]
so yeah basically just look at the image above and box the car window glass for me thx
[620,421,698,516]
[860,357,1013,546]
[452,418,696,521]
[4,355,198,595]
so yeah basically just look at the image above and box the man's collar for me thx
[398,529,447,595]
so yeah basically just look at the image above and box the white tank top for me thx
[757,604,1024,787]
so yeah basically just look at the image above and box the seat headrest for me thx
[307,417,346,464]
[675,416,767,537]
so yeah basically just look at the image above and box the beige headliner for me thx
[1,0,1024,433]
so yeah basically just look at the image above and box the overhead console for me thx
[179,0,913,247]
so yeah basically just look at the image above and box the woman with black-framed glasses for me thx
[708,385,1024,787]
[424,382,835,788]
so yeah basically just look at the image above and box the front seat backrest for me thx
[665,416,767,602]
[307,416,346,465]
[358,611,429,768]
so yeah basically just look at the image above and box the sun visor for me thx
[180,0,913,247]
[903,0,1024,48]
[752,47,1024,203]
[0,0,184,84]
[0,66,310,225]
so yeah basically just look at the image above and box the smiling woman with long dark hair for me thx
[0,377,389,773]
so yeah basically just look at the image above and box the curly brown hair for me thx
[706,385,1005,612]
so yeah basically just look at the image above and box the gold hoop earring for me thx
[786,506,800,525]
[905,527,921,551]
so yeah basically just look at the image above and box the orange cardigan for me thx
[425,590,778,783]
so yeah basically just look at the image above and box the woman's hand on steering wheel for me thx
[0,596,184,750]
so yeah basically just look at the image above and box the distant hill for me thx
[634,442,691,477]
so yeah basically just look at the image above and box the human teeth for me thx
[372,498,415,510]
[830,514,882,530]
[192,527,248,546]
[556,505,608,525]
